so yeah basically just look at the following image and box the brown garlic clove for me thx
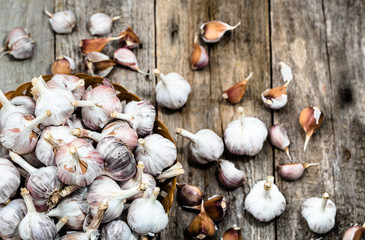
[188,202,216,239]
[261,81,291,109]
[177,183,204,207]
[299,106,323,151]
[191,35,209,70]
[204,195,228,222]
[343,223,365,240]
[79,36,122,55]
[118,26,141,49]
[200,21,240,43]
[222,72,253,104]
[268,124,292,162]
[218,159,246,190]
[222,226,242,240]
[51,56,75,75]
[113,48,148,75]
[84,52,116,77]
[278,163,319,181]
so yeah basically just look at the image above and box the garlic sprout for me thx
[100,220,138,240]
[0,158,20,204]
[0,199,27,239]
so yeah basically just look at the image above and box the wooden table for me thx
[1,0,364,239]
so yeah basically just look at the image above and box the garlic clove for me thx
[79,36,122,55]
[301,192,336,234]
[44,8,76,34]
[84,52,116,77]
[191,35,209,70]
[51,56,75,75]
[278,163,319,181]
[343,223,365,240]
[0,158,20,204]
[0,199,27,240]
[1,27,35,60]
[118,26,141,49]
[177,183,204,207]
[268,124,292,161]
[114,48,148,75]
[222,226,242,240]
[299,106,323,151]
[188,202,216,239]
[200,21,240,43]
[222,72,253,104]
[89,13,120,36]
[203,195,228,222]
[218,159,246,190]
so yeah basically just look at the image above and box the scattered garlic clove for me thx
[79,36,122,55]
[114,48,148,74]
[222,72,253,104]
[188,202,215,239]
[278,163,319,181]
[218,159,246,190]
[100,220,138,240]
[177,183,204,207]
[343,223,365,240]
[203,195,228,222]
[301,192,336,234]
[245,176,286,222]
[200,21,240,43]
[224,107,268,156]
[191,35,209,70]
[299,106,323,151]
[176,127,224,164]
[84,51,116,77]
[88,13,121,36]
[118,26,141,49]
[222,226,242,240]
[46,74,85,100]
[51,56,75,75]
[268,124,292,161]
[154,69,191,109]
[1,27,35,59]
[0,158,20,204]
[0,199,27,240]
[44,8,76,34]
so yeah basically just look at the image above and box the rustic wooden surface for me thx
[0,0,364,239]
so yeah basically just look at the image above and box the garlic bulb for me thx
[89,13,120,35]
[154,69,191,110]
[200,21,240,43]
[84,52,116,77]
[0,199,26,240]
[114,48,147,74]
[127,187,168,235]
[32,76,74,126]
[222,72,253,104]
[47,187,89,230]
[87,176,145,223]
[302,193,336,234]
[218,159,246,190]
[97,136,136,182]
[51,56,76,75]
[47,74,85,100]
[0,110,51,154]
[100,220,138,240]
[278,163,319,181]
[268,124,292,161]
[224,107,267,156]
[245,176,286,222]
[9,151,63,211]
[44,8,76,33]
[222,226,242,240]
[1,27,35,59]
[19,188,57,240]
[188,202,215,239]
[118,26,141,49]
[110,100,156,137]
[343,223,365,240]
[56,138,104,186]
[79,36,122,55]
[177,183,204,207]
[134,134,176,176]
[0,158,20,203]
[175,127,224,164]
[299,106,323,151]
[191,35,209,70]
[72,85,122,130]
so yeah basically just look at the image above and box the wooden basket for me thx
[3,73,177,214]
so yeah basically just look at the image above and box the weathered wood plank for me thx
[0,0,54,92]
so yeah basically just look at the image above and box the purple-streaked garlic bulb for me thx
[36,126,78,166]
[72,85,122,130]
[96,136,136,182]
[268,124,292,161]
[134,134,176,176]
[0,199,27,239]
[47,187,89,230]
[87,176,145,223]
[9,151,63,212]
[343,223,365,240]
[19,188,57,240]
[218,159,246,190]
[56,138,104,187]
[32,76,74,126]
[110,100,156,137]
[47,74,85,100]
[175,127,224,164]
[0,158,20,203]
[100,220,138,240]
[114,48,147,74]
[0,110,51,154]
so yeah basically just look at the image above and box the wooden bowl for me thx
[4,73,177,213]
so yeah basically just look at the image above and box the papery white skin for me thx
[0,158,20,203]
[134,134,176,176]
[301,193,336,234]
[279,62,293,82]
[154,69,191,110]
[200,21,240,43]
[0,199,27,239]
[84,52,114,77]
[67,114,85,130]
[45,8,76,34]
[32,76,74,126]
[244,177,286,222]
[100,220,138,240]
[176,128,224,164]
[7,36,35,59]
[47,74,85,100]
[5,27,29,48]
[89,13,119,35]
[224,107,268,156]
[218,159,246,190]
[261,91,288,109]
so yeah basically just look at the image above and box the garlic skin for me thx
[84,52,116,77]
[2,27,35,59]
[51,56,76,74]
[278,163,319,181]
[218,160,246,190]
[245,176,286,222]
[154,69,191,110]
[89,13,120,36]
[79,37,122,55]
[0,199,27,240]
[191,35,209,70]
[45,8,76,34]
[177,183,204,207]
[134,134,176,176]
[222,72,253,104]
[56,138,104,187]
[188,202,215,239]
[222,226,242,240]
[127,187,168,235]
[200,21,240,43]
[301,193,336,234]
[118,26,141,49]
[268,124,292,161]
[100,220,138,240]
[343,223,365,240]
[299,106,323,151]
[224,107,267,156]
[0,158,20,203]
[176,127,224,164]
[114,48,147,74]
